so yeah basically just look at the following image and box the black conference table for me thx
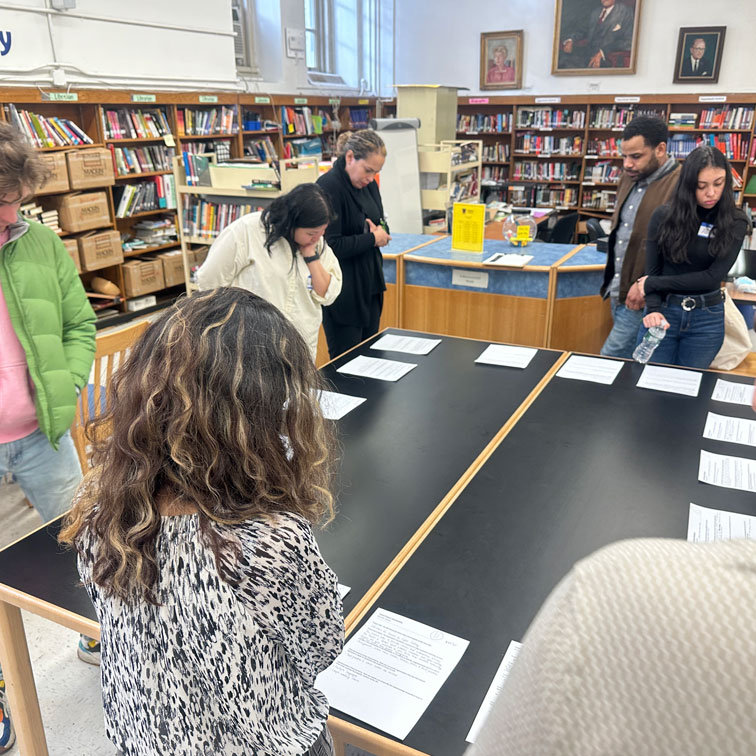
[0,329,564,756]
[330,359,756,756]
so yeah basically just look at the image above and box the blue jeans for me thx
[0,428,81,523]
[637,302,725,368]
[601,298,644,359]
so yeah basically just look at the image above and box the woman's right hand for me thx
[642,312,669,329]
[367,218,391,247]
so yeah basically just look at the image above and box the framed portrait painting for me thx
[480,30,523,90]
[552,0,641,75]
[673,27,726,84]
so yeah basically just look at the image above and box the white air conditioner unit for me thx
[232,0,258,73]
[307,71,348,88]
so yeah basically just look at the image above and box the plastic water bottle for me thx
[633,325,666,364]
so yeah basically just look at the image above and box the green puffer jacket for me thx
[0,221,96,449]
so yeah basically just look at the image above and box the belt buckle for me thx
[681,296,696,311]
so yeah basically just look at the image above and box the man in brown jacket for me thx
[600,116,680,358]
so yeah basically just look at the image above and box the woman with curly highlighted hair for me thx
[60,288,343,756]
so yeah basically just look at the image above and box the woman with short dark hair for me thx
[637,145,750,367]
[197,183,342,361]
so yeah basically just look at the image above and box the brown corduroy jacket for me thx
[600,163,680,302]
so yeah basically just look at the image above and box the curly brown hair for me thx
[60,288,336,603]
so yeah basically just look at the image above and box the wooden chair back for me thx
[72,320,149,470]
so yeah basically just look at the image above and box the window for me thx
[304,0,331,73]
[305,0,382,90]
[232,0,259,74]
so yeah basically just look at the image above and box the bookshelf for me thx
[418,140,482,232]
[172,155,320,295]
[452,93,756,224]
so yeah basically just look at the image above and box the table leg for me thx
[0,600,49,756]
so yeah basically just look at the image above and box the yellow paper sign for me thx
[451,202,485,253]
[516,224,531,241]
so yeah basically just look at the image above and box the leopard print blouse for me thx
[78,512,344,756]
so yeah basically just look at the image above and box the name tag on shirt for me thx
[698,222,714,238]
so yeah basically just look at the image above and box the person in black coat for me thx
[316,129,391,359]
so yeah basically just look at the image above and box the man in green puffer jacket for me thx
[0,122,96,754]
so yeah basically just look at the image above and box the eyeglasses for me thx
[692,46,705,51]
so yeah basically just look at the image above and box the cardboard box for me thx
[77,230,123,272]
[157,250,186,287]
[122,258,166,297]
[38,152,70,193]
[190,246,209,267]
[66,149,115,189]
[62,237,81,272]
[49,192,111,233]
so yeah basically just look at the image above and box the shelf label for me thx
[358,98,369,105]
[294,97,308,104]
[469,97,489,104]
[132,94,156,103]
[42,92,78,102]
[699,95,727,103]
[535,97,561,104]
[254,96,271,104]
[614,96,640,103]
[329,98,340,105]
[199,95,218,103]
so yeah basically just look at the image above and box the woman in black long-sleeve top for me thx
[316,130,391,359]
[637,146,749,368]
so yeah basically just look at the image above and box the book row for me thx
[280,106,336,137]
[668,132,749,160]
[514,134,584,156]
[102,108,172,140]
[582,161,623,184]
[590,107,666,129]
[481,142,510,162]
[511,161,581,182]
[457,113,513,134]
[181,196,264,240]
[509,185,578,208]
[177,106,238,136]
[515,109,586,129]
[4,104,93,148]
[109,144,175,176]
[114,175,177,217]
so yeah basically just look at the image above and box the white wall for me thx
[393,0,756,96]
[0,0,391,96]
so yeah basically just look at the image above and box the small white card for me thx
[466,640,523,743]
[316,609,469,740]
[371,334,441,355]
[703,412,756,447]
[338,584,351,600]
[337,355,418,382]
[556,355,623,385]
[318,390,366,420]
[711,378,755,406]
[636,365,702,397]
[452,268,489,289]
[687,502,756,543]
[475,344,537,369]
[698,449,756,493]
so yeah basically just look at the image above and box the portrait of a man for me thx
[552,0,641,75]
[480,31,523,90]
[673,27,726,83]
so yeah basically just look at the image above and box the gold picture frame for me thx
[480,30,524,90]
[552,0,641,75]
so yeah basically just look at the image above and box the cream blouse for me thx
[197,212,342,359]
